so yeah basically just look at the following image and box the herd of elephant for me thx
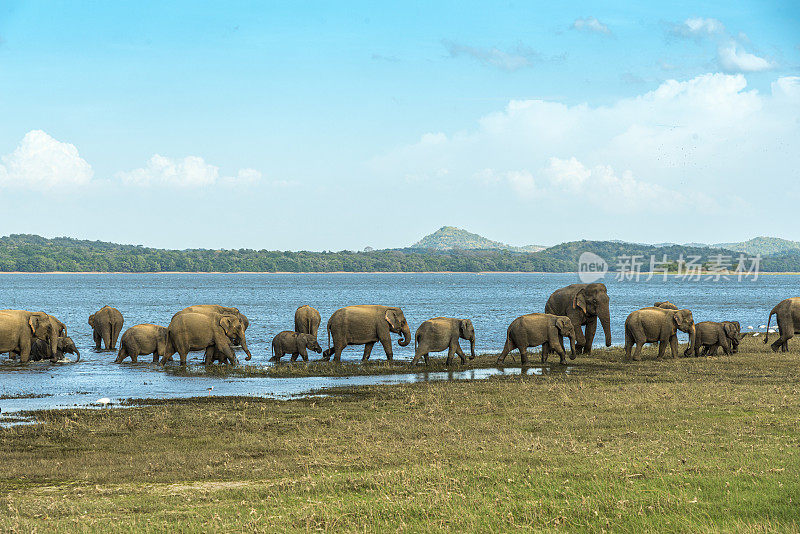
[2,283,800,366]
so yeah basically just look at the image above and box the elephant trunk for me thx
[469,337,475,360]
[600,307,612,347]
[568,335,576,359]
[239,331,252,360]
[688,324,696,355]
[74,348,81,362]
[397,324,411,347]
[49,335,59,362]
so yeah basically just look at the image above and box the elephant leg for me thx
[378,336,393,361]
[669,335,678,358]
[332,341,346,362]
[445,345,455,365]
[290,352,299,362]
[362,341,375,361]
[131,353,138,363]
[93,330,102,350]
[573,325,587,354]
[19,341,31,363]
[114,347,127,363]
[541,343,550,364]
[583,317,597,355]
[497,337,515,364]
[454,342,467,365]
[423,353,429,366]
[301,348,308,362]
[102,325,113,351]
[518,346,529,365]
[721,339,731,356]
[203,346,215,365]
[632,337,645,361]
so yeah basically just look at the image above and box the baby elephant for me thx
[497,313,576,365]
[116,324,168,363]
[688,321,741,357]
[411,317,475,366]
[270,331,322,363]
[30,336,80,362]
[654,301,679,310]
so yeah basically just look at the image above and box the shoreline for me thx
[0,271,798,275]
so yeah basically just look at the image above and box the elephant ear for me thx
[218,316,236,338]
[28,315,41,334]
[723,323,734,338]
[573,290,588,314]
[385,309,402,330]
[458,319,472,339]
[555,317,570,335]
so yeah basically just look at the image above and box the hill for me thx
[713,236,800,256]
[411,226,545,252]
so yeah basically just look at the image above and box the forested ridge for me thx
[0,234,792,273]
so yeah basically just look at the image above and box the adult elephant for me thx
[764,298,800,352]
[176,305,249,345]
[116,324,168,363]
[321,305,411,362]
[624,307,695,361]
[411,317,475,366]
[88,306,124,350]
[496,313,576,365]
[0,310,60,363]
[295,305,321,338]
[545,283,611,354]
[162,312,250,366]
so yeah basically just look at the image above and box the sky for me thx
[0,1,798,251]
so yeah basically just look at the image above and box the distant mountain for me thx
[713,236,800,256]
[411,226,545,252]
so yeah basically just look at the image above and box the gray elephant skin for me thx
[689,321,740,357]
[88,306,124,350]
[295,305,322,339]
[322,305,411,362]
[176,305,249,344]
[116,324,168,363]
[545,283,611,355]
[624,307,695,360]
[411,317,475,366]
[0,310,62,363]
[654,301,679,310]
[764,298,800,352]
[29,336,80,362]
[270,331,322,362]
[497,313,576,365]
[163,312,250,365]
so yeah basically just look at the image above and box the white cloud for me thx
[442,40,541,71]
[672,17,726,39]
[371,73,800,215]
[0,130,93,189]
[117,155,261,187]
[718,43,773,72]
[571,16,611,35]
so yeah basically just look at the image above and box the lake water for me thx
[0,272,794,419]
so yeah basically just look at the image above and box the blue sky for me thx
[0,1,798,250]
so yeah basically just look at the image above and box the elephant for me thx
[88,306,124,350]
[701,321,742,356]
[270,331,322,362]
[496,313,576,365]
[764,298,800,352]
[162,312,250,365]
[654,301,679,310]
[116,324,168,363]
[688,321,740,357]
[176,305,249,345]
[321,305,411,362]
[545,283,611,355]
[295,305,321,339]
[624,307,695,361]
[30,336,80,362]
[411,317,475,366]
[0,310,60,363]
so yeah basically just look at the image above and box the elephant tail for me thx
[764,310,775,344]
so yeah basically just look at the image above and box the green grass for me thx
[1,336,799,532]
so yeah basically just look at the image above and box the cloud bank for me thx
[116,155,261,187]
[371,73,799,214]
[0,130,93,189]
[571,16,611,36]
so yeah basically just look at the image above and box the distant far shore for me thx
[0,271,798,276]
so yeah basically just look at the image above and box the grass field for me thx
[1,336,799,532]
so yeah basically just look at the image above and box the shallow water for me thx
[0,272,793,418]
